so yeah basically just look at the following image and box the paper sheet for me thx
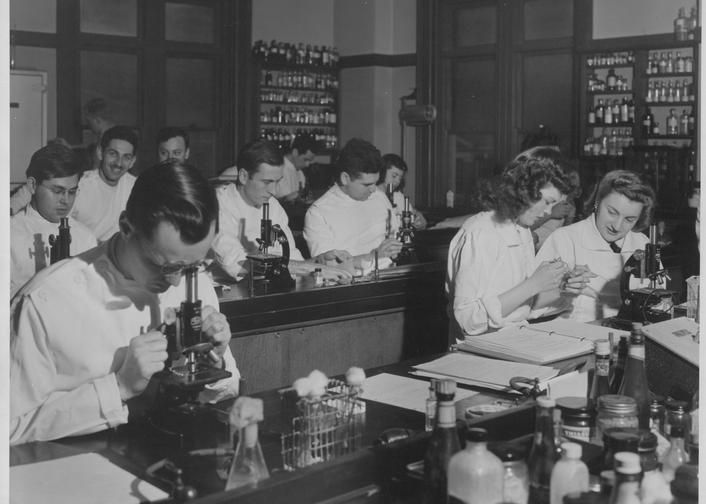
[360,373,477,412]
[11,452,168,504]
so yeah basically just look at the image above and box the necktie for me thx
[609,241,622,253]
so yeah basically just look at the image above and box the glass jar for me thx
[595,395,639,444]
[665,398,691,438]
[602,428,640,472]
[495,443,529,504]
[557,397,593,443]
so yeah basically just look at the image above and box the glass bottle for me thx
[675,8,688,41]
[687,388,698,462]
[661,422,688,483]
[609,334,629,393]
[618,323,651,428]
[550,442,589,504]
[667,109,679,135]
[589,339,612,413]
[595,99,605,124]
[528,397,559,504]
[604,101,613,125]
[422,379,461,504]
[670,464,699,504]
[606,68,617,90]
[638,430,672,504]
[425,379,437,432]
[679,110,689,135]
[497,444,529,504]
[609,452,642,504]
[225,398,270,491]
[447,427,504,504]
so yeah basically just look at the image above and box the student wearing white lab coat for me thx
[535,170,657,322]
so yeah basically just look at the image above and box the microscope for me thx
[147,266,232,448]
[48,217,71,264]
[246,202,296,292]
[393,196,417,266]
[616,224,678,324]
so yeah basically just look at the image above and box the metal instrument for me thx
[394,196,417,266]
[247,203,295,292]
[48,217,71,264]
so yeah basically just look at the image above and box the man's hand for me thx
[375,238,404,259]
[529,259,570,294]
[116,331,168,401]
[201,305,231,362]
[317,264,353,282]
[314,249,353,265]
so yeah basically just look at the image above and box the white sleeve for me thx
[304,204,337,258]
[10,295,128,445]
[448,228,503,335]
[211,204,249,280]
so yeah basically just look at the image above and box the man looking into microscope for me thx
[10,160,240,445]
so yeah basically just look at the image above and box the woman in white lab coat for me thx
[446,147,583,339]
[535,169,657,322]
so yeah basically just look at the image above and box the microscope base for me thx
[617,287,679,325]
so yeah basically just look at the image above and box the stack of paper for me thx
[410,352,559,392]
[456,320,627,364]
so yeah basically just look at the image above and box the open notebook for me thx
[456,319,628,365]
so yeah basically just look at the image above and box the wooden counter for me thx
[216,260,450,394]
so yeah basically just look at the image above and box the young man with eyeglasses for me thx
[70,125,138,242]
[10,160,240,445]
[10,143,97,298]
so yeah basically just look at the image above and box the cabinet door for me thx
[10,71,47,185]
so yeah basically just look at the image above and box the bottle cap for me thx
[537,396,556,408]
[613,452,641,474]
[594,339,610,355]
[671,463,699,499]
[561,442,582,459]
[436,379,456,397]
[598,394,638,415]
[636,429,658,452]
[466,427,489,443]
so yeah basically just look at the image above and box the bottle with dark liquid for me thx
[609,334,628,394]
[528,396,559,504]
[588,339,612,412]
[422,379,461,504]
[618,323,651,428]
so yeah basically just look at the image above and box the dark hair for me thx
[288,134,321,156]
[235,139,284,179]
[336,138,382,181]
[157,127,190,150]
[479,149,574,221]
[587,170,656,231]
[380,153,408,190]
[125,161,218,244]
[83,98,111,120]
[26,144,82,183]
[100,125,139,152]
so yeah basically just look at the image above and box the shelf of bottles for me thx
[641,47,696,145]
[253,40,340,152]
[583,51,636,157]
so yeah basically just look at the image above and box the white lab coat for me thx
[535,214,651,322]
[10,237,240,445]
[11,204,97,298]
[446,211,537,338]
[70,169,136,242]
[211,184,304,280]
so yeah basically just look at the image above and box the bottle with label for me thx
[422,379,461,504]
[609,334,629,393]
[595,99,605,124]
[447,427,504,504]
[619,99,629,123]
[609,452,642,504]
[679,110,690,135]
[667,109,679,135]
[528,397,559,504]
[550,442,589,504]
[640,109,653,138]
[588,105,596,125]
[627,99,635,123]
[604,101,613,125]
[618,323,651,428]
[606,69,617,90]
[589,339,612,413]
[675,8,688,41]
[425,379,437,432]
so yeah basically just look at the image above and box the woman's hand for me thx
[530,260,570,294]
[561,264,598,295]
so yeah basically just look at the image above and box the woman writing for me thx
[446,148,582,339]
[535,170,657,322]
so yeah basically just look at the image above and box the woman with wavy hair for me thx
[535,169,657,322]
[446,147,584,338]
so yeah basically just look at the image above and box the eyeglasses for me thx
[135,232,208,276]
[40,183,78,198]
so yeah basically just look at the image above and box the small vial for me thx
[425,379,437,432]
[313,267,324,287]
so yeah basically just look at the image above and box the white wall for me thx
[252,0,334,45]
[593,0,698,39]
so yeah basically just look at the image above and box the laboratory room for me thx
[7,0,702,503]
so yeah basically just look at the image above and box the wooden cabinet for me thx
[254,61,339,153]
